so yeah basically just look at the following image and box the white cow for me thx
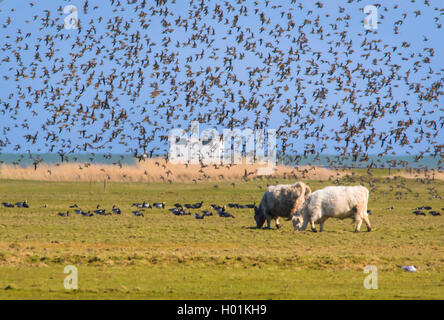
[292,185,372,232]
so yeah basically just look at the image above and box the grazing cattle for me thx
[254,181,311,229]
[292,185,371,232]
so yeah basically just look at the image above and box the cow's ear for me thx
[305,185,311,198]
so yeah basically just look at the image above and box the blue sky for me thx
[0,0,442,162]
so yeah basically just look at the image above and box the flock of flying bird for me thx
[0,0,442,177]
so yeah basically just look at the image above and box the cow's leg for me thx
[361,202,372,232]
[357,202,371,232]
[310,218,317,232]
[363,215,372,232]
[275,217,281,229]
[300,218,309,231]
[354,203,367,232]
[354,211,363,233]
[265,215,271,229]
[354,218,363,232]
[308,208,322,232]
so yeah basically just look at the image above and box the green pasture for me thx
[0,176,443,299]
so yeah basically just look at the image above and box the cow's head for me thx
[254,206,266,228]
[292,212,304,231]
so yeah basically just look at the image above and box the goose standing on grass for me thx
[153,202,165,209]
[15,200,29,208]
[81,210,94,217]
[218,211,235,218]
[94,208,106,215]
[170,208,190,216]
[216,205,234,218]
[132,202,151,209]
[132,210,144,217]
[191,201,203,209]
[112,205,121,215]
[211,204,225,212]
[142,202,152,208]
[1,202,14,208]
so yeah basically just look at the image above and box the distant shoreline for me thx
[0,157,443,182]
[0,153,442,170]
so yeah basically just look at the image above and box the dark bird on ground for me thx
[170,208,190,215]
[132,202,151,209]
[173,208,187,215]
[211,204,225,212]
[132,210,144,217]
[191,201,204,209]
[153,202,165,208]
[142,202,152,208]
[58,211,69,217]
[94,208,107,215]
[218,211,235,218]
[112,205,121,214]
[412,211,426,216]
[1,202,14,208]
[15,201,29,208]
[416,206,432,210]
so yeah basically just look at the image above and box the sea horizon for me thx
[0,153,442,170]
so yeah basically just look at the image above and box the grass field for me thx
[0,175,443,299]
